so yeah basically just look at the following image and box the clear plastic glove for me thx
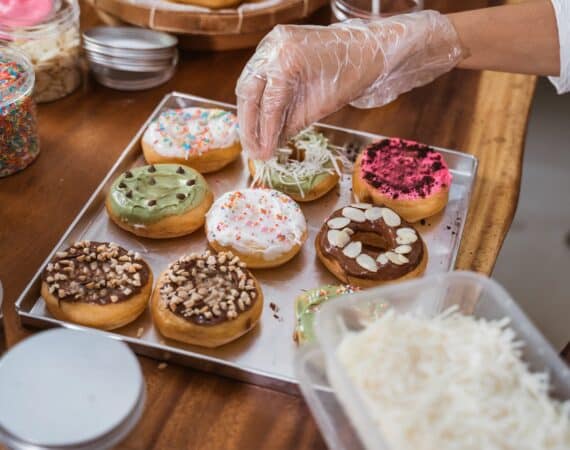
[236,10,465,160]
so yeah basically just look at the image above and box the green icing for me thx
[108,164,208,225]
[295,285,357,344]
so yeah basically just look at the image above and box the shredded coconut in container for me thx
[337,308,570,450]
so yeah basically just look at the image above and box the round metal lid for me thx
[83,27,178,51]
[0,328,144,449]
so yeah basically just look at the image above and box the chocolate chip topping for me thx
[186,179,195,186]
[176,193,185,200]
[176,166,185,174]
[125,171,133,178]
[42,241,150,305]
[148,165,156,173]
[126,190,133,199]
[118,182,126,189]
[159,251,258,325]
[148,177,156,185]
[148,199,156,206]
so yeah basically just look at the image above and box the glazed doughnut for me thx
[353,138,452,222]
[316,203,428,288]
[294,285,359,345]
[105,164,213,239]
[205,189,308,269]
[142,107,241,173]
[151,250,263,348]
[41,241,153,330]
[249,127,343,202]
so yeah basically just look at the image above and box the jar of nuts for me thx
[0,0,81,103]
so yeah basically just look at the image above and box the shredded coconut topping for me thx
[337,308,570,450]
[251,127,349,198]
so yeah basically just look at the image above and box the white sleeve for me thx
[549,0,570,93]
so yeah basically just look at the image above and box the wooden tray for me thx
[86,0,328,35]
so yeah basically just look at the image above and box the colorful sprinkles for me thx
[206,189,307,261]
[0,51,39,178]
[143,107,239,158]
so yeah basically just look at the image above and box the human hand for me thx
[236,11,465,160]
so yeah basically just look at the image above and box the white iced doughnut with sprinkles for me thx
[205,189,308,268]
[142,107,241,174]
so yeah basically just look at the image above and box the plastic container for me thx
[331,0,423,21]
[0,0,82,103]
[295,271,570,450]
[0,47,39,178]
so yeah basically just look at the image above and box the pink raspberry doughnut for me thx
[353,138,452,222]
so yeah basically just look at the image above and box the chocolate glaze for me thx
[360,138,451,200]
[160,253,258,326]
[318,207,424,281]
[42,241,151,304]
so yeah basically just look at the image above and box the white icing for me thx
[143,107,239,158]
[206,189,307,261]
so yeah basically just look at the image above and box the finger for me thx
[236,69,267,160]
[258,75,295,160]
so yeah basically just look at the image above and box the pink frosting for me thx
[359,138,452,200]
[0,0,54,27]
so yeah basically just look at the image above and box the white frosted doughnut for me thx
[205,189,308,268]
[142,107,241,173]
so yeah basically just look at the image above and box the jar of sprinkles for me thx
[0,0,81,103]
[0,47,39,178]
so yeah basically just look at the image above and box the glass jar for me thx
[0,0,81,103]
[0,47,39,178]
[331,0,423,21]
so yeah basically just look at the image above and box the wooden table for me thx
[1,0,564,448]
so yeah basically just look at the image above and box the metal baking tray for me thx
[16,92,478,394]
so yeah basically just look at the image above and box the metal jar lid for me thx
[0,328,145,449]
[83,26,178,91]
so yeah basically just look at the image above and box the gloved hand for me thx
[236,10,465,160]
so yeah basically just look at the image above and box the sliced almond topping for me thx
[377,253,389,265]
[356,254,378,272]
[342,241,362,258]
[386,251,409,265]
[342,207,366,223]
[365,207,384,221]
[327,217,351,229]
[382,208,402,227]
[396,228,418,244]
[350,203,372,209]
[327,230,351,248]
[395,245,412,254]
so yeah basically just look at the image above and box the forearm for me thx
[449,0,560,76]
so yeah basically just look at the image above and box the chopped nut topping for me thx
[159,251,258,324]
[42,242,149,305]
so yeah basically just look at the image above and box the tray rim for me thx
[15,91,479,394]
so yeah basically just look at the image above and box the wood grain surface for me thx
[2,1,564,449]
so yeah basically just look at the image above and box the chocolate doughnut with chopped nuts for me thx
[151,250,263,348]
[105,163,213,239]
[41,241,153,330]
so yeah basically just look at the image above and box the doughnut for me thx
[248,127,343,202]
[105,164,213,239]
[41,241,153,330]
[151,250,263,348]
[294,285,359,345]
[142,107,241,174]
[316,203,428,288]
[353,138,452,222]
[205,189,308,269]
